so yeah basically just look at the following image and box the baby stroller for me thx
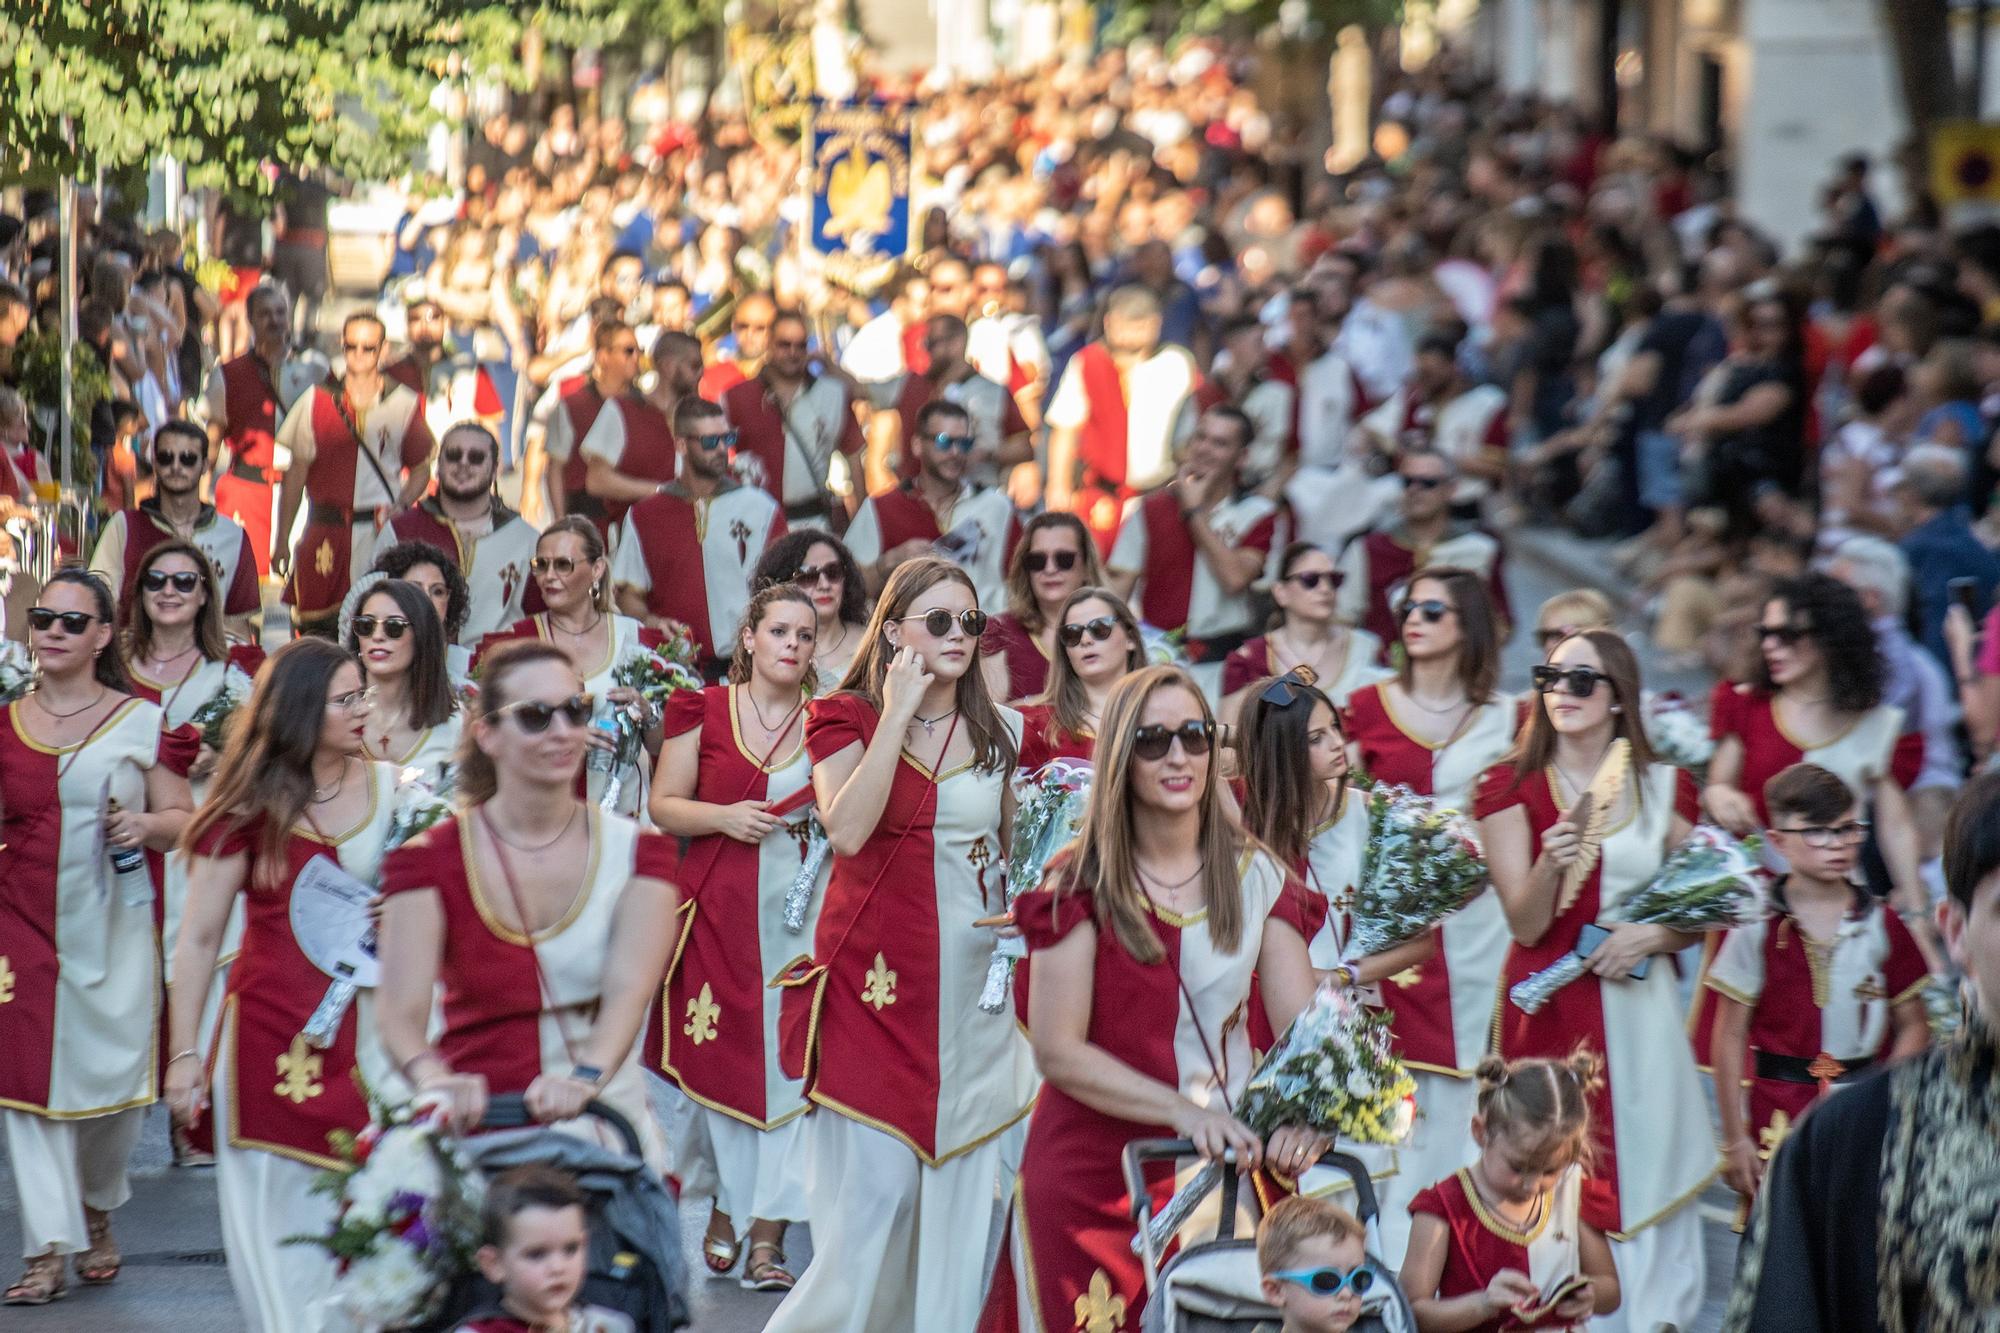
[1125,1138,1417,1333]
[417,1094,691,1332]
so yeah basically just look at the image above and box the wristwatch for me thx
[570,1063,604,1087]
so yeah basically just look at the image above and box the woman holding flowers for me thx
[1476,628,1714,1332]
[167,638,399,1332]
[651,584,824,1292]
[1015,585,1145,774]
[1221,541,1389,725]
[346,579,462,788]
[981,511,1107,704]
[978,664,1331,1333]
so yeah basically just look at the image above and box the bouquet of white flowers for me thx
[1339,784,1487,963]
[1139,623,1189,669]
[596,636,702,809]
[0,639,34,704]
[1641,691,1715,782]
[977,759,1093,1012]
[186,665,256,753]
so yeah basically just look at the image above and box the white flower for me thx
[366,1125,444,1200]
[332,1240,436,1323]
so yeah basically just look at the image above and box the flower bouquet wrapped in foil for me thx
[1641,691,1715,783]
[1509,823,1768,1015]
[978,759,1094,1012]
[1338,784,1487,964]
[782,814,831,934]
[597,635,702,810]
[0,639,34,704]
[1137,983,1416,1253]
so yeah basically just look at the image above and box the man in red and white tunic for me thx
[575,336,679,539]
[1358,329,1510,513]
[1046,285,1200,549]
[698,291,774,403]
[273,312,434,634]
[1285,339,1401,554]
[846,399,1021,614]
[722,309,865,528]
[1336,449,1509,652]
[1107,405,1284,701]
[382,422,544,646]
[1188,316,1296,490]
[383,288,505,447]
[204,283,323,579]
[868,314,1031,493]
[90,420,262,634]
[540,319,635,524]
[611,399,786,682]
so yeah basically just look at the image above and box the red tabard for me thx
[556,381,609,504]
[1407,1170,1584,1332]
[1014,702,1095,774]
[1130,490,1197,632]
[980,611,1051,703]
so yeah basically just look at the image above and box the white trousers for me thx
[1372,1070,1479,1269]
[763,1112,1010,1333]
[674,1106,812,1234]
[1594,1199,1707,1333]
[2,1106,145,1256]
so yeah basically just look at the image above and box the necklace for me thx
[1137,859,1205,894]
[486,805,580,853]
[746,683,804,732]
[142,643,199,676]
[913,707,958,736]
[1403,687,1468,716]
[35,686,108,720]
[311,759,348,804]
[549,608,603,638]
[817,620,849,660]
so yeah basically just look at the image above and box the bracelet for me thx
[1330,965,1356,990]
[166,1049,200,1068]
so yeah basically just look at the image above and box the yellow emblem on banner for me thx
[1758,1109,1792,1161]
[275,1035,326,1104]
[684,983,721,1046]
[861,952,897,1010]
[1075,1269,1128,1331]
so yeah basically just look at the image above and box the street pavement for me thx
[0,528,1743,1331]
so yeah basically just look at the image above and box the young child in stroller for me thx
[454,1166,635,1333]
[1259,1195,1375,1333]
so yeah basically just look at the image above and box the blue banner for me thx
[808,100,914,276]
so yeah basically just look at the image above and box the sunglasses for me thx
[493,693,596,734]
[897,608,989,638]
[1758,623,1811,645]
[1531,664,1613,697]
[1132,719,1215,761]
[342,341,383,354]
[1284,570,1338,591]
[693,430,739,450]
[1260,665,1323,707]
[27,608,99,634]
[155,448,203,470]
[791,561,844,588]
[141,570,203,595]
[1270,1264,1378,1299]
[351,615,412,640]
[1402,475,1448,491]
[330,685,376,714]
[931,433,977,453]
[1024,550,1078,575]
[441,446,490,467]
[1398,598,1453,624]
[531,555,586,577]
[1059,616,1120,648]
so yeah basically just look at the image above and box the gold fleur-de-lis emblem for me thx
[968,835,995,907]
[274,1035,325,1104]
[1074,1268,1128,1332]
[1389,965,1423,987]
[0,955,14,1004]
[861,952,897,1010]
[313,539,335,578]
[1758,1109,1792,1162]
[683,983,721,1046]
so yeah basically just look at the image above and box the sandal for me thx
[701,1214,740,1276]
[4,1251,66,1306]
[172,1126,215,1169]
[75,1209,120,1284]
[741,1242,796,1292]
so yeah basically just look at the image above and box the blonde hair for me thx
[1258,1195,1365,1274]
[1534,587,1614,634]
[1473,1051,1604,1172]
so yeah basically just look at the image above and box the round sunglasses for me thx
[440,445,490,467]
[929,432,976,453]
[351,615,412,640]
[1531,664,1612,697]
[1023,550,1078,575]
[531,555,589,578]
[154,447,204,471]
[1398,598,1454,624]
[493,694,595,733]
[1269,1264,1378,1299]
[1059,615,1121,648]
[897,608,988,638]
[141,570,204,595]
[1132,719,1215,761]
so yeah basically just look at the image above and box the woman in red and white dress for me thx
[1340,565,1517,1263]
[166,638,397,1331]
[1478,630,1716,1332]
[651,584,825,1292]
[0,570,195,1306]
[765,557,1037,1333]
[375,639,682,1167]
[346,579,462,787]
[978,665,1331,1332]
[981,511,1107,704]
[1221,541,1389,726]
[474,517,665,817]
[1015,585,1144,775]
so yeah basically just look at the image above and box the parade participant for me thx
[752,529,870,690]
[1192,315,1296,489]
[1531,588,1615,654]
[978,664,1331,1332]
[1705,764,1930,1213]
[870,313,1031,492]
[1336,449,1509,652]
[346,579,462,786]
[1477,629,1715,1330]
[612,397,786,682]
[1222,541,1390,725]
[699,290,775,402]
[1342,567,1517,1262]
[846,398,1020,611]
[383,422,544,647]
[166,638,397,1331]
[369,541,474,688]
[643,329,704,431]
[384,288,506,445]
[204,283,322,578]
[375,640,682,1170]
[90,420,263,636]
[1,570,195,1306]
[274,311,435,635]
[1358,328,1510,511]
[1108,405,1285,702]
[979,511,1108,705]
[723,308,866,528]
[576,326,679,533]
[1401,1054,1623,1332]
[765,558,1033,1333]
[652,584,822,1293]
[1016,585,1145,773]
[1287,324,1393,555]
[542,320,638,523]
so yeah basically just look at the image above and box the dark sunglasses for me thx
[1284,570,1338,591]
[791,561,844,588]
[1259,665,1323,707]
[1398,598,1453,624]
[1059,616,1119,648]
[1132,719,1215,761]
[351,615,412,640]
[531,555,584,577]
[931,433,977,453]
[898,608,988,638]
[154,448,203,470]
[441,446,490,467]
[1270,1264,1378,1298]
[693,430,739,450]
[27,608,98,634]
[1758,622,1811,645]
[141,570,203,595]
[1402,475,1448,491]
[494,693,595,734]
[342,341,382,354]
[1024,550,1079,575]
[1531,664,1613,697]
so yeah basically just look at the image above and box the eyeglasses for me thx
[1133,719,1216,761]
[1260,665,1322,707]
[330,685,376,714]
[1398,598,1454,624]
[1059,616,1120,648]
[791,561,843,588]
[1775,820,1871,847]
[1269,1264,1378,1299]
[154,448,203,470]
[1024,550,1078,575]
[141,570,203,595]
[1531,664,1613,697]
[27,608,98,635]
[342,341,383,354]
[897,608,989,638]
[441,446,490,467]
[1402,475,1449,491]
[351,615,412,640]
[692,430,739,450]
[930,433,977,453]
[531,555,585,578]
[493,693,596,733]
[1284,570,1338,591]
[1758,623,1811,645]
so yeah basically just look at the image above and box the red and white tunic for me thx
[1361,383,1509,506]
[88,501,263,621]
[845,482,1020,617]
[880,368,1028,487]
[1335,525,1510,653]
[722,374,866,515]
[1046,342,1200,543]
[979,612,1052,704]
[1013,702,1096,776]
[206,351,322,577]
[544,380,611,518]
[1220,630,1391,709]
[378,808,681,1169]
[1186,374,1296,485]
[608,483,786,676]
[1407,1167,1586,1331]
[382,498,544,647]
[384,350,505,447]
[577,392,678,534]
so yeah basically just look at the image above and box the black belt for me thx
[565,490,605,521]
[1182,629,1254,664]
[1754,1050,1876,1086]
[307,501,357,525]
[227,460,279,485]
[782,499,830,522]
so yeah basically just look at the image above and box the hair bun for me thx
[1564,1047,1606,1095]
[1473,1054,1510,1090]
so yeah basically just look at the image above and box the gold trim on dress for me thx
[808,1086,1036,1170]
[727,684,807,772]
[462,806,606,946]
[9,696,147,756]
[1703,974,1757,1007]
[1011,1173,1053,1333]
[1454,1167,1555,1245]
[534,612,620,682]
[296,764,386,846]
[1606,1163,1721,1241]
[1768,694,1870,758]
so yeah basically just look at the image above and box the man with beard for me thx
[1334,448,1508,651]
[89,420,263,638]
[845,399,1018,611]
[611,398,785,681]
[723,308,865,528]
[384,287,505,446]
[699,290,776,402]
[382,421,543,646]
[1357,327,1509,515]
[204,283,324,578]
[644,330,705,437]
[870,313,1031,493]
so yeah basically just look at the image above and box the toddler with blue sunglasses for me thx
[1257,1195,1373,1333]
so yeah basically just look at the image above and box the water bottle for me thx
[105,799,152,909]
[586,710,621,775]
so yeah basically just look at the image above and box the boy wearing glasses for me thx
[1704,763,1931,1217]
[846,398,1019,610]
[1257,1195,1371,1333]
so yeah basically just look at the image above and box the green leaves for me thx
[1103,0,1402,44]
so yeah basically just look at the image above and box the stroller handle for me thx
[1120,1138,1381,1227]
[477,1092,647,1159]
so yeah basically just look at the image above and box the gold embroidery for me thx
[1389,965,1423,987]
[683,983,721,1046]
[1801,933,1834,1008]
[861,952,897,1010]
[1757,1109,1792,1162]
[1074,1268,1128,1332]
[1854,977,1887,1001]
[968,835,996,907]
[274,1035,325,1104]
[313,539,335,578]
[0,955,14,1004]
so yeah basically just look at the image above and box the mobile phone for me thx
[1518,1275,1591,1322]
[1949,577,1982,619]
[1575,923,1649,979]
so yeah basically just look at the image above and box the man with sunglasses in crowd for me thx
[538,311,638,524]
[381,421,543,646]
[867,313,1031,495]
[698,289,775,402]
[1335,446,1508,651]
[724,306,865,529]
[573,319,680,536]
[203,281,323,580]
[611,397,786,682]
[384,285,506,451]
[1357,327,1509,517]
[846,398,1019,611]
[89,418,263,640]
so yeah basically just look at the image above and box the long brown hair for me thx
[835,557,1017,774]
[452,639,578,805]
[538,516,614,613]
[1050,666,1248,963]
[1396,565,1500,705]
[121,539,228,666]
[1004,511,1107,633]
[180,638,357,886]
[1506,627,1656,787]
[1238,675,1345,867]
[726,582,819,690]
[1038,585,1143,741]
